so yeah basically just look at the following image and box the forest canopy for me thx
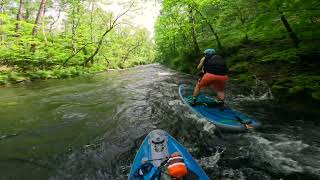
[154,0,320,103]
[0,0,155,84]
[1,0,320,104]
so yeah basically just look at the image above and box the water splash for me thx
[198,146,226,168]
[234,76,274,101]
[246,134,313,175]
[252,75,274,100]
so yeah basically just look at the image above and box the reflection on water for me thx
[0,64,319,180]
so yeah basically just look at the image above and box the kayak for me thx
[128,129,209,180]
[179,84,261,132]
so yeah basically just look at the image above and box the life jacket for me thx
[203,55,228,75]
[168,152,188,178]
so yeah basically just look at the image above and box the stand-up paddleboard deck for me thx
[179,84,261,132]
[129,129,209,180]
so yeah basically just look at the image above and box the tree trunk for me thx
[207,22,223,49]
[189,8,200,54]
[71,6,76,53]
[0,2,4,41]
[30,0,47,53]
[121,43,140,66]
[49,8,61,33]
[279,12,300,47]
[192,7,223,49]
[71,4,81,53]
[90,0,94,43]
[15,0,24,36]
[83,1,134,66]
[83,29,111,66]
[172,36,176,55]
[102,54,110,68]
[63,43,89,66]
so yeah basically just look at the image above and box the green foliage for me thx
[155,0,320,102]
[260,49,302,63]
[0,65,107,85]
[229,62,249,73]
[0,74,9,85]
[28,70,53,80]
[0,0,155,85]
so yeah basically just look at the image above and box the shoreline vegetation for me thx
[0,63,149,86]
[0,0,155,86]
[154,0,320,107]
[1,0,319,111]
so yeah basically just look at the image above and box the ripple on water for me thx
[1,64,319,180]
[246,133,320,177]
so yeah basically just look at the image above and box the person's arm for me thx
[197,57,205,70]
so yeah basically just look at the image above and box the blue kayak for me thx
[128,129,209,180]
[179,84,261,132]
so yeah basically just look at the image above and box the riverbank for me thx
[0,65,101,85]
[154,0,320,111]
[0,62,150,86]
[226,39,320,106]
[161,39,320,113]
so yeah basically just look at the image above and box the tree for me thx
[30,0,48,52]
[279,11,300,47]
[188,0,223,49]
[189,8,200,54]
[1,0,154,73]
[83,1,135,66]
[270,0,301,47]
[15,0,24,36]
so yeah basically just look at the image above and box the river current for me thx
[0,64,319,180]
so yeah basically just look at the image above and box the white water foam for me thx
[235,77,274,101]
[247,134,310,174]
[198,147,226,168]
[235,92,273,101]
[186,113,216,133]
[157,72,175,76]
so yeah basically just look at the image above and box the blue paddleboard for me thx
[128,129,209,180]
[179,84,261,132]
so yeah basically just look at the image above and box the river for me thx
[0,64,319,180]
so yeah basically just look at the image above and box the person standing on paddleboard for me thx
[191,49,229,109]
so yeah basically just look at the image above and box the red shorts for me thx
[198,73,229,91]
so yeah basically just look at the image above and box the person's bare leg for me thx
[216,90,225,110]
[217,91,225,100]
[193,83,201,97]
[191,83,201,106]
[211,84,225,109]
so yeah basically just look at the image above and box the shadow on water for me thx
[0,64,319,180]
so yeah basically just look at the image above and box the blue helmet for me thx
[204,48,216,58]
